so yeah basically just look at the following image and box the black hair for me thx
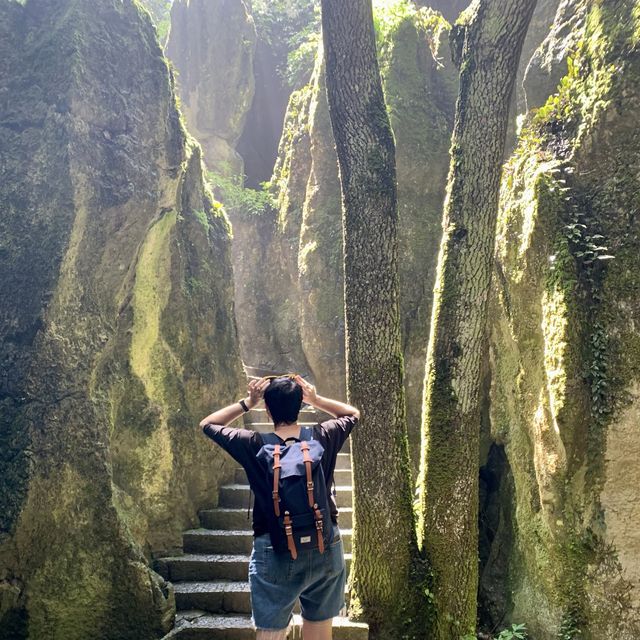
[263,377,302,426]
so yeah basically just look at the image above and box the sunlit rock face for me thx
[233,10,457,449]
[166,0,256,176]
[228,80,315,379]
[0,0,243,638]
[490,1,640,636]
[523,0,589,111]
[414,0,468,23]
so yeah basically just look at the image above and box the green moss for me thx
[193,209,210,231]
[128,212,176,511]
[493,1,640,635]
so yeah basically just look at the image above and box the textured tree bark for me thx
[320,1,422,637]
[416,0,537,637]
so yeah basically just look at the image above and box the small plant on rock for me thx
[497,623,528,640]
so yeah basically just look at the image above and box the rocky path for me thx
[159,406,368,639]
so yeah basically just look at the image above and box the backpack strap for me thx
[283,511,297,559]
[314,505,325,554]
[300,426,325,553]
[272,444,281,517]
[301,441,314,508]
[299,426,314,441]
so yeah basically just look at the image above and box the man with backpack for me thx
[200,374,360,640]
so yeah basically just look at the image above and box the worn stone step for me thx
[155,554,250,582]
[219,484,353,509]
[156,553,352,582]
[183,528,353,555]
[233,466,352,485]
[200,507,353,530]
[174,580,353,615]
[183,530,251,555]
[174,581,251,614]
[164,611,368,639]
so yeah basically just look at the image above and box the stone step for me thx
[164,611,368,639]
[174,580,353,615]
[156,553,352,582]
[183,529,353,555]
[336,452,351,470]
[200,507,353,530]
[174,581,251,614]
[233,466,352,485]
[155,554,250,582]
[219,484,353,509]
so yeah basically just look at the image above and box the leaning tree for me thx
[416,0,538,637]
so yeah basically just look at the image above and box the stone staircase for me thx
[158,405,368,639]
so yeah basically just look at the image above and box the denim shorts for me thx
[248,523,346,630]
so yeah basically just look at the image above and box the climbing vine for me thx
[555,164,616,473]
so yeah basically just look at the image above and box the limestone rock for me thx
[166,0,257,175]
[229,8,457,453]
[226,81,315,377]
[523,0,588,111]
[490,2,640,635]
[414,0,468,24]
[297,49,346,399]
[0,0,243,637]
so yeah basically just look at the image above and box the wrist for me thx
[244,395,257,410]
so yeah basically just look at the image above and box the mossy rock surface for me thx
[166,0,257,175]
[490,1,640,636]
[230,8,457,455]
[0,1,243,637]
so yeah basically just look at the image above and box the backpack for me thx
[257,426,334,559]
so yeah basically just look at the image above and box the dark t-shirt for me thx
[202,415,358,536]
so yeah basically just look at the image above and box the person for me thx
[200,374,360,640]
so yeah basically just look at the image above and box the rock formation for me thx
[166,0,257,176]
[0,1,243,638]
[487,1,640,635]
[233,8,458,448]
[230,1,565,456]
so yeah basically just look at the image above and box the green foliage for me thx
[207,171,274,216]
[373,0,449,56]
[137,0,172,46]
[497,624,528,640]
[558,613,584,640]
[373,0,417,43]
[251,0,320,87]
[551,164,616,464]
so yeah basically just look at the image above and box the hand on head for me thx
[294,374,317,405]
[247,377,270,407]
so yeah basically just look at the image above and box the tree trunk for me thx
[320,1,422,637]
[416,0,537,637]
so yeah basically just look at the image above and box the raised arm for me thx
[199,378,270,428]
[294,375,360,420]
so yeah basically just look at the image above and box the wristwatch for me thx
[239,399,249,412]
